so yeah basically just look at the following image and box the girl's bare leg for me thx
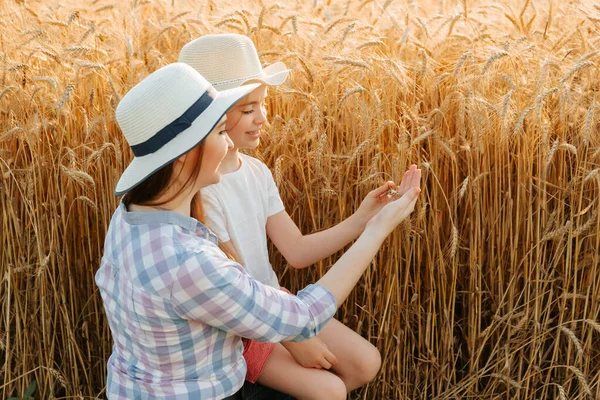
[316,318,381,391]
[257,343,347,400]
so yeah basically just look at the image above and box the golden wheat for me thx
[1,0,599,399]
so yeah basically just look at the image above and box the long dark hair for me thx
[122,143,236,260]
[123,143,205,221]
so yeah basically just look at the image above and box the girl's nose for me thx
[255,104,267,125]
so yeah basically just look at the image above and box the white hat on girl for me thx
[114,62,259,195]
[178,33,290,90]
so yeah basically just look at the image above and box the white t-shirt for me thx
[201,154,285,288]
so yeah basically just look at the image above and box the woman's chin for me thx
[197,173,221,189]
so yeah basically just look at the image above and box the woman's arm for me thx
[170,244,337,343]
[316,185,421,305]
[220,240,242,261]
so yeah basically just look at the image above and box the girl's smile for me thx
[225,84,268,151]
[246,130,261,139]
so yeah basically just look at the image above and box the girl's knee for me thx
[354,344,382,383]
[317,375,347,400]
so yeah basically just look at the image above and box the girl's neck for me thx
[219,148,243,174]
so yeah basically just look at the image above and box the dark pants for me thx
[223,382,295,400]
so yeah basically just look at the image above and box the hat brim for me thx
[213,62,291,90]
[114,83,260,196]
[257,61,290,86]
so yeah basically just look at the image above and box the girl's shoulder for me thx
[240,153,268,169]
[239,154,272,178]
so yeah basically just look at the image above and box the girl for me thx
[179,34,420,399]
[95,63,421,399]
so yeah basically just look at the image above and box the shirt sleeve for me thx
[200,188,230,242]
[170,243,337,343]
[263,164,285,217]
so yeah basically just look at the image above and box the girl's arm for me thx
[267,166,420,269]
[171,177,420,340]
[266,208,364,269]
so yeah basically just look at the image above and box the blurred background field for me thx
[1,0,599,398]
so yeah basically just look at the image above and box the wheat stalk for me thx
[560,326,584,359]
[482,50,509,73]
[565,365,592,397]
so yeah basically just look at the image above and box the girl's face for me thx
[196,117,234,188]
[225,84,268,150]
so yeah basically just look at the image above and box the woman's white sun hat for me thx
[178,33,290,90]
[114,62,259,196]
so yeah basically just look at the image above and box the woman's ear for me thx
[174,151,189,166]
[169,152,188,180]
[173,152,190,166]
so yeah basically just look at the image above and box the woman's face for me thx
[195,117,233,188]
[224,85,268,150]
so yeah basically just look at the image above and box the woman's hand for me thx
[364,166,422,238]
[282,337,338,369]
[354,165,421,229]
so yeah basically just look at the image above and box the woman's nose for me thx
[225,133,234,149]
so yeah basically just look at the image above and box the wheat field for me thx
[1,0,599,398]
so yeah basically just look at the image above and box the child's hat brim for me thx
[213,62,290,90]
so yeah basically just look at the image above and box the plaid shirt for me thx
[95,203,337,399]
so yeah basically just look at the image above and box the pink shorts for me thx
[243,286,293,383]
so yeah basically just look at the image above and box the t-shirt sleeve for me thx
[200,188,230,242]
[263,164,285,217]
[170,244,337,343]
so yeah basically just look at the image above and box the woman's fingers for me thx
[396,170,410,195]
[411,168,422,190]
[397,164,418,196]
[390,187,421,221]
[405,165,419,193]
[404,190,420,215]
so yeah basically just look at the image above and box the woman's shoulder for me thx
[172,233,244,281]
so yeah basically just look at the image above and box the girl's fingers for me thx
[325,351,338,366]
[374,181,396,199]
[320,358,333,370]
[371,181,395,197]
[371,165,420,200]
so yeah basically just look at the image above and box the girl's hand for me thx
[364,167,422,238]
[354,165,421,229]
[282,337,338,369]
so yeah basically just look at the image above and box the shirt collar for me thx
[119,202,217,243]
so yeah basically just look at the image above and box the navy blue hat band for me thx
[130,89,215,157]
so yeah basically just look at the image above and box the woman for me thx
[95,62,421,399]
